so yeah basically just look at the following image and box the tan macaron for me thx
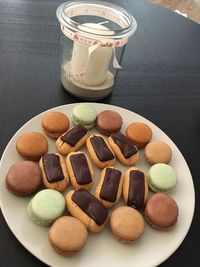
[16,132,48,161]
[126,122,152,148]
[110,206,145,243]
[144,140,172,164]
[49,216,88,256]
[42,111,69,139]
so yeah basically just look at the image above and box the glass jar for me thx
[56,1,137,100]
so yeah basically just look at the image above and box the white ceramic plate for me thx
[0,103,195,267]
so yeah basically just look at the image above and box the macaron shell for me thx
[72,104,97,129]
[49,216,88,256]
[96,110,123,135]
[6,161,42,196]
[28,189,65,225]
[110,206,144,242]
[16,132,48,161]
[144,141,172,164]
[144,193,179,229]
[126,122,152,148]
[147,163,178,192]
[42,111,69,138]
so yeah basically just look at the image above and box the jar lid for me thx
[56,0,137,43]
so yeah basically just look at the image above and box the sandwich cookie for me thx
[123,167,148,209]
[108,132,139,166]
[66,151,94,190]
[39,153,69,192]
[86,134,115,168]
[110,206,145,243]
[42,111,69,139]
[96,110,123,136]
[28,189,65,226]
[72,104,97,129]
[16,131,48,161]
[144,140,172,164]
[49,216,88,256]
[95,167,123,208]
[147,163,178,192]
[65,189,109,233]
[126,122,152,148]
[144,193,179,230]
[56,124,88,155]
[6,161,42,196]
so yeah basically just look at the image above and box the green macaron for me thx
[147,163,178,192]
[27,189,65,226]
[72,104,97,129]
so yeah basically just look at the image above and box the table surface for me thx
[0,0,199,266]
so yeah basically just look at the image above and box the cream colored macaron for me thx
[110,206,145,243]
[49,216,88,256]
[144,140,172,164]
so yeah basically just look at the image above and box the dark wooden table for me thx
[0,0,199,266]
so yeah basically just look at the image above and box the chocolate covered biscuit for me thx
[86,134,115,168]
[65,189,109,233]
[108,132,139,166]
[56,125,88,155]
[95,167,123,208]
[39,153,69,192]
[66,151,94,190]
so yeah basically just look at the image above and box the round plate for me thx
[0,103,195,267]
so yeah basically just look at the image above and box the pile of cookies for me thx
[5,104,179,256]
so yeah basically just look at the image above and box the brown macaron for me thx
[110,206,145,243]
[16,132,48,161]
[126,122,152,148]
[144,140,172,164]
[96,110,123,136]
[144,193,179,230]
[42,111,69,139]
[49,216,88,256]
[6,161,42,196]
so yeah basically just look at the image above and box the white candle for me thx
[69,23,113,87]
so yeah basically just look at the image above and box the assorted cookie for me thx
[95,167,123,208]
[147,163,178,193]
[16,131,48,161]
[66,151,94,190]
[72,104,97,129]
[86,134,115,168]
[56,124,88,155]
[49,216,88,256]
[6,161,42,196]
[27,189,65,226]
[144,140,172,164]
[96,110,123,136]
[65,189,109,233]
[7,103,180,255]
[110,206,145,243]
[126,122,152,148]
[144,193,179,230]
[42,111,69,139]
[108,132,139,166]
[123,167,148,209]
[39,153,69,192]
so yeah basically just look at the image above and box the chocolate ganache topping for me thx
[72,189,108,225]
[70,153,92,185]
[111,132,137,158]
[90,135,114,162]
[42,153,64,183]
[100,168,121,202]
[127,170,145,209]
[61,125,87,146]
